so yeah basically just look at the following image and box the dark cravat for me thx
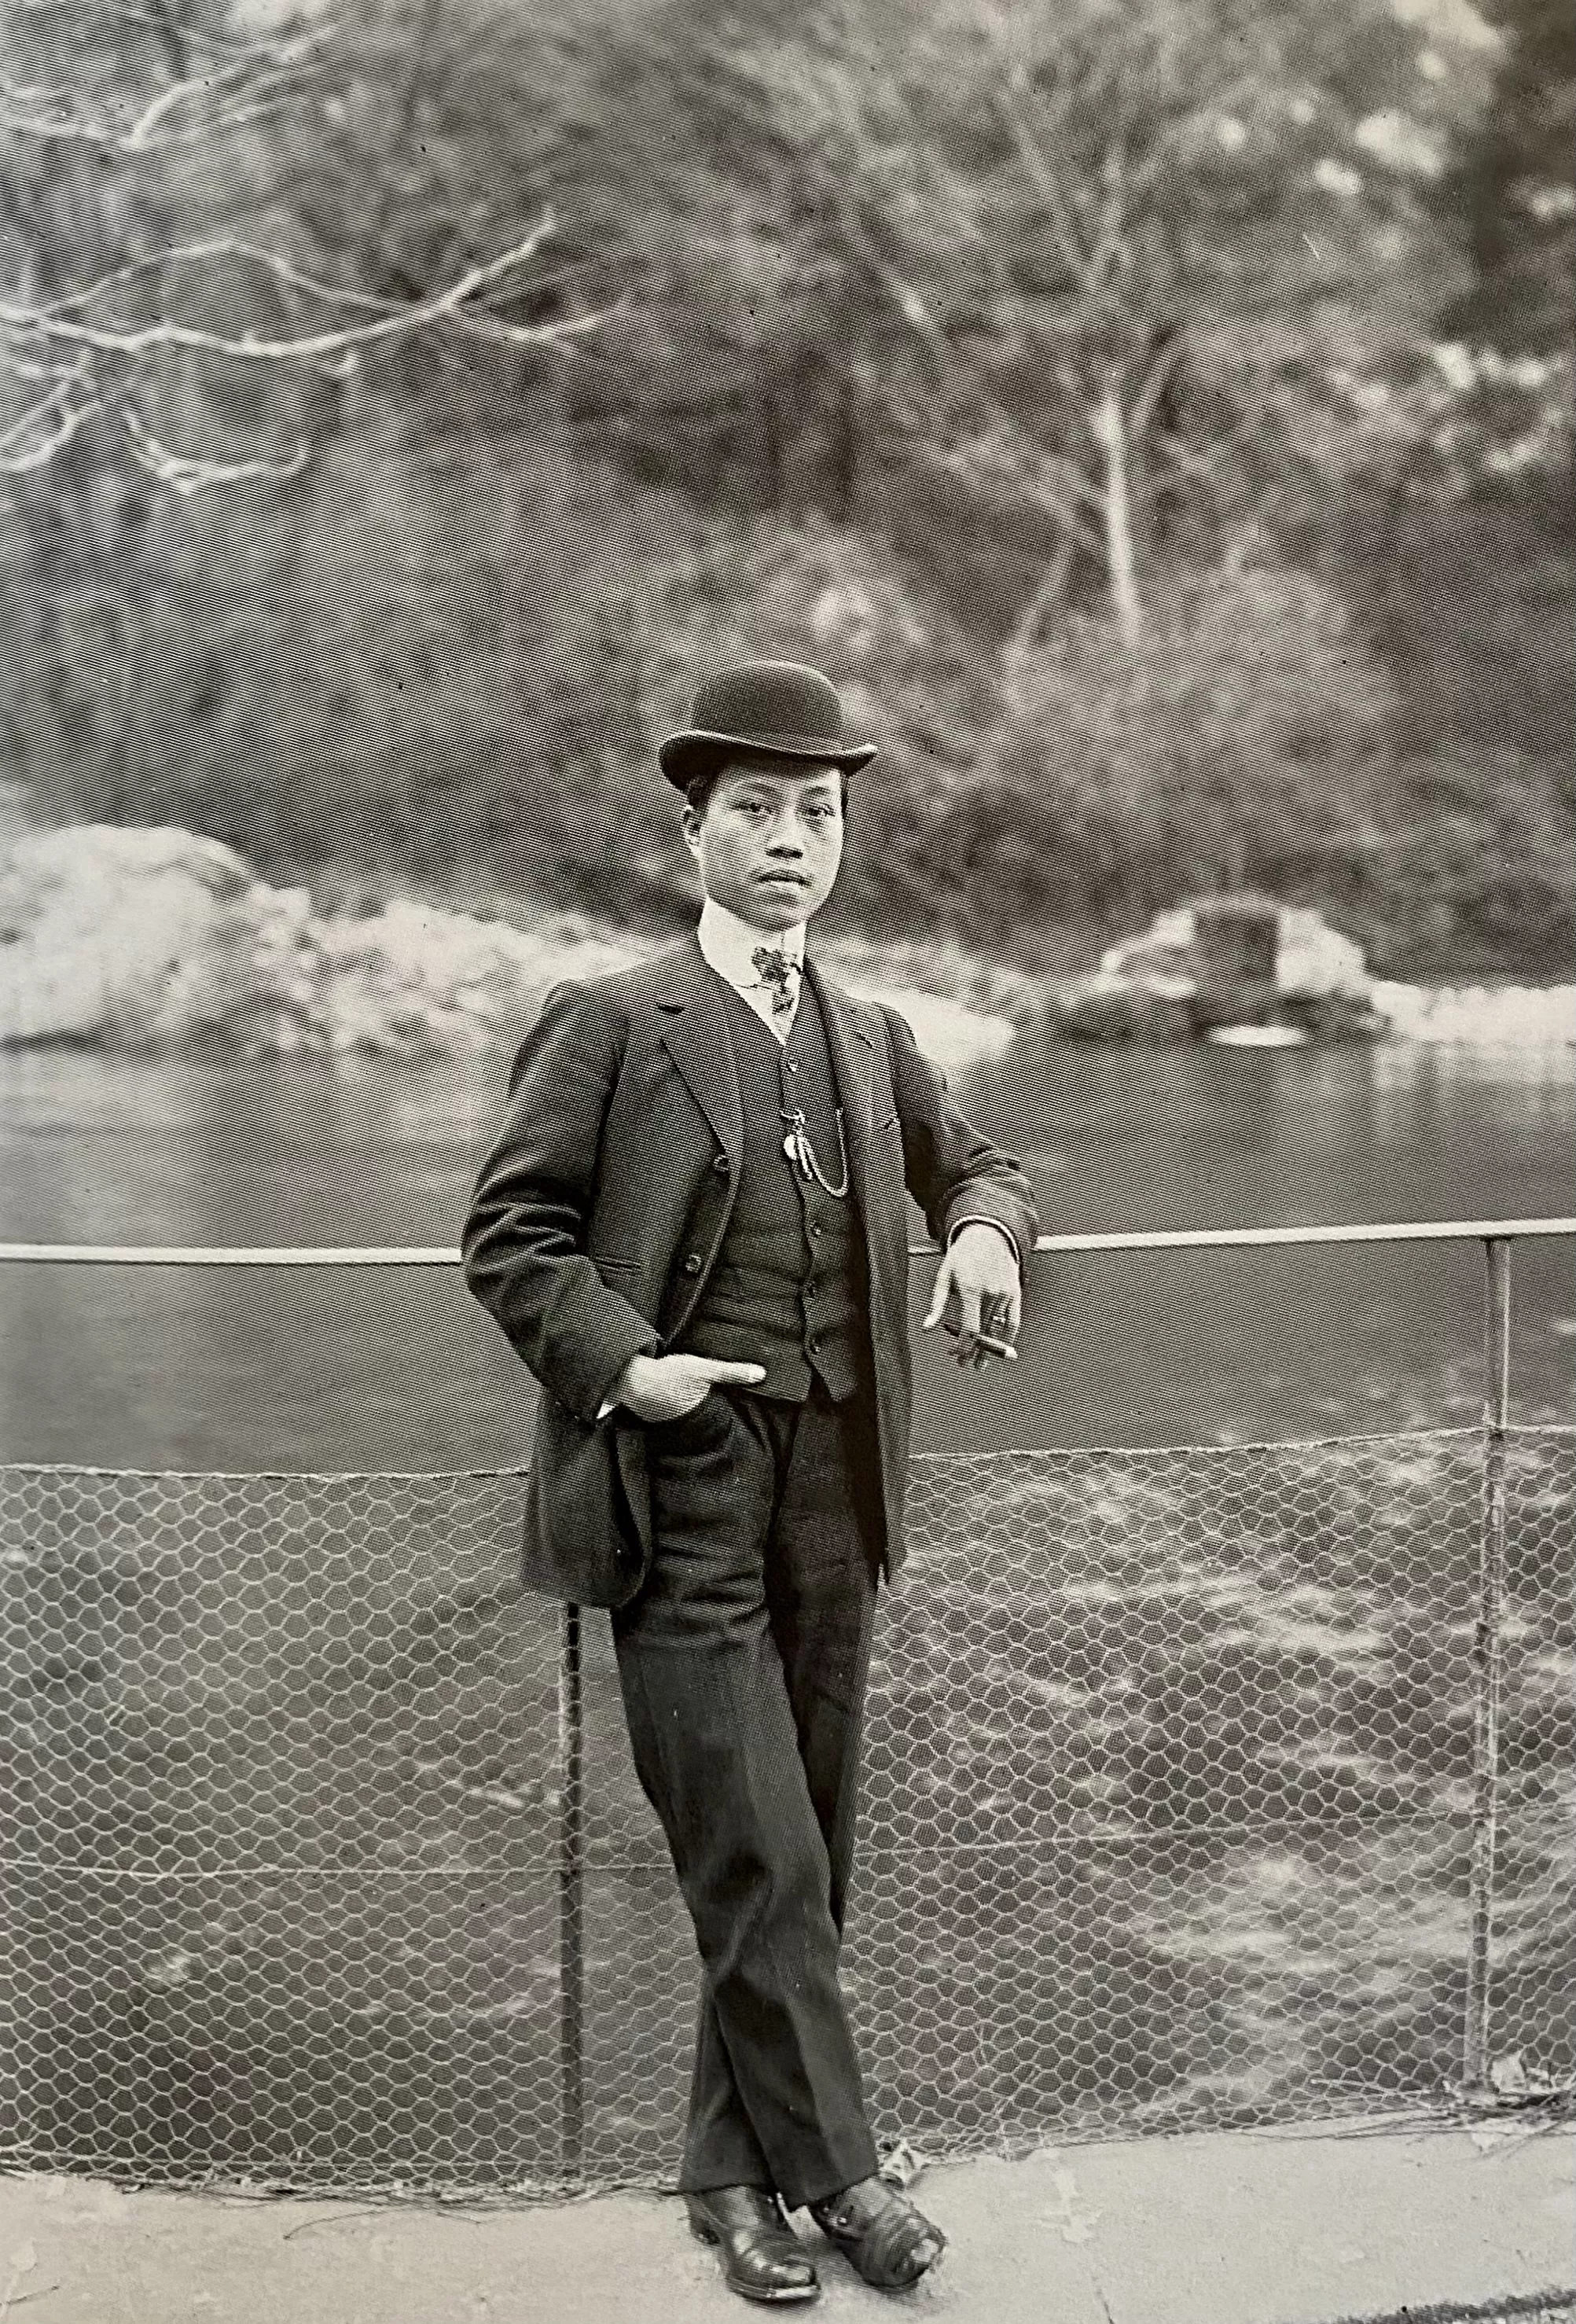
[751,945,801,1024]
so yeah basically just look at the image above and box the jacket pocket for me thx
[590,1252,641,1275]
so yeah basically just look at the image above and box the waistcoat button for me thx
[712,1154,731,1177]
[682,1252,703,1275]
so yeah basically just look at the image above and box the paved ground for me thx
[2,2118,1571,2324]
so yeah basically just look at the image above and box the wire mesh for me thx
[1,1427,1570,2191]
[1488,1432,1576,2087]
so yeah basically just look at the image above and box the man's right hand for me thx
[611,1351,766,1422]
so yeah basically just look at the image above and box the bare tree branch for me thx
[0,26,329,152]
[0,372,73,456]
[0,212,605,488]
[0,213,601,359]
[29,241,428,324]
[0,341,84,385]
[1129,328,1187,443]
[0,380,97,473]
[1001,528,1078,704]
[120,402,309,492]
[0,5,615,512]
[912,425,1107,557]
[0,86,303,150]
[1148,421,1247,486]
[998,76,1091,289]
[1084,136,1130,294]
[820,166,1109,538]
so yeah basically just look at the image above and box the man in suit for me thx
[464,661,1037,2302]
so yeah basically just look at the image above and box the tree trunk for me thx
[1094,377,1143,648]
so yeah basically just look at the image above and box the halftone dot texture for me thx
[1,1429,1570,2191]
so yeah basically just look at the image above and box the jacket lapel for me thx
[656,938,744,1168]
[806,957,877,1216]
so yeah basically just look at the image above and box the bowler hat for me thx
[658,660,877,791]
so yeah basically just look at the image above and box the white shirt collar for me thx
[696,895,806,990]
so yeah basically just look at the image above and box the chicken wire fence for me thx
[1,1425,1570,2193]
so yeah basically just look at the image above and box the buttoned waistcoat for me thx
[462,936,1038,1608]
[680,974,868,1403]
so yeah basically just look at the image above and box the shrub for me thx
[934,563,1398,937]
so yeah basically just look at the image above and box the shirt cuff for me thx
[947,1214,1022,1274]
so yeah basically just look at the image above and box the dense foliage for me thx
[1,0,1570,972]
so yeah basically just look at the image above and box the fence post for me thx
[556,1600,586,2182]
[1464,1237,1512,2094]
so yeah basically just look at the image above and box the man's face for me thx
[681,760,845,931]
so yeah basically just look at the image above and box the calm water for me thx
[1,1034,1572,1469]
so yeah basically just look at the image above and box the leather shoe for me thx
[685,2184,820,2304]
[808,2176,946,2289]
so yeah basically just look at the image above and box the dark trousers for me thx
[611,1378,883,2209]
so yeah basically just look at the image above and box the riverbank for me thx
[1,826,1571,1070]
[0,826,1021,1077]
[2,2118,1570,2324]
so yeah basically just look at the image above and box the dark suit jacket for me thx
[463,936,1038,1606]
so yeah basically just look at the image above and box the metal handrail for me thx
[2,1217,1574,1263]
